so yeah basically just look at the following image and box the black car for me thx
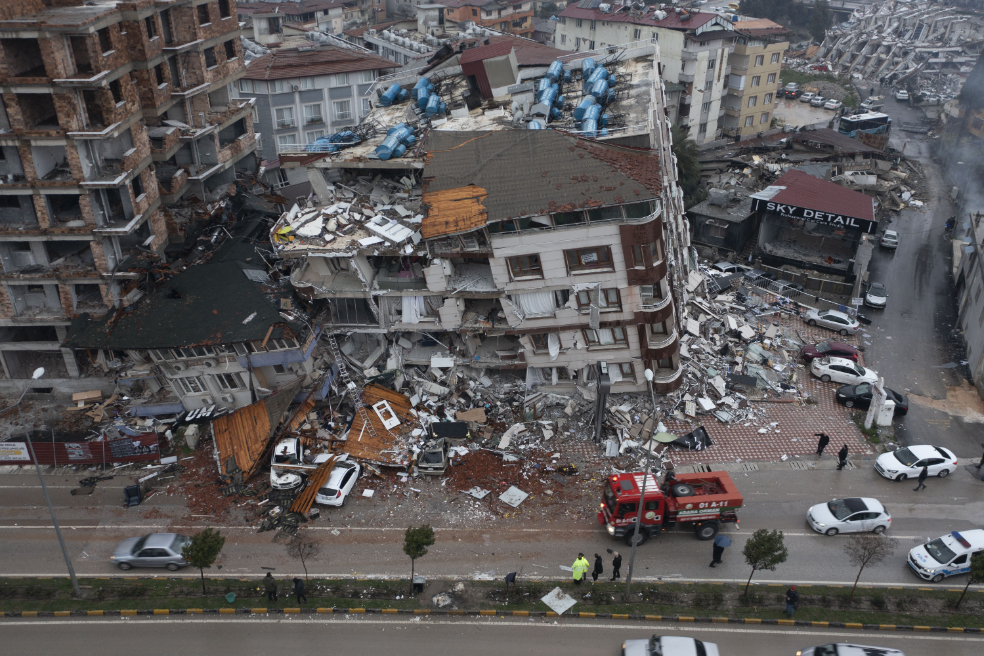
[835,383,908,415]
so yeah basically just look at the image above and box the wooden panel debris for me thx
[420,185,488,238]
[343,384,415,466]
[289,455,338,514]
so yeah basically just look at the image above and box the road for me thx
[0,616,981,656]
[3,466,983,586]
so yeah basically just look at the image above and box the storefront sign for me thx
[752,199,876,234]
[0,442,31,461]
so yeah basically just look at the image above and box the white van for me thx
[797,645,903,656]
[907,529,984,582]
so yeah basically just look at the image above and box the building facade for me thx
[0,0,256,393]
[431,0,535,38]
[955,213,984,401]
[722,19,789,139]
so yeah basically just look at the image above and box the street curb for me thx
[2,608,982,632]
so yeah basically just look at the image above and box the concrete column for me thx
[55,326,80,378]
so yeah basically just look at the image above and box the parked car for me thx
[781,88,803,100]
[799,92,816,103]
[111,533,190,571]
[908,529,984,583]
[894,89,909,101]
[864,282,888,308]
[859,95,884,111]
[875,445,958,481]
[880,230,899,249]
[824,99,843,110]
[623,636,720,656]
[270,437,305,490]
[836,383,908,415]
[709,261,743,276]
[315,456,361,506]
[796,644,905,656]
[807,497,890,536]
[784,82,800,93]
[811,356,877,385]
[417,438,449,475]
[801,341,860,362]
[804,308,861,335]
[810,95,827,107]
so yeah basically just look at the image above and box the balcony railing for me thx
[304,116,324,125]
[276,119,296,129]
[679,72,695,83]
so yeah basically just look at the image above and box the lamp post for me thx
[17,368,81,597]
[624,367,659,600]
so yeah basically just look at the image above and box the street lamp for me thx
[18,368,82,597]
[624,367,659,600]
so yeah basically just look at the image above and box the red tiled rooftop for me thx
[764,169,875,222]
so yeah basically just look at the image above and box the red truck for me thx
[598,471,743,545]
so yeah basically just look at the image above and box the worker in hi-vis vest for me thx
[572,553,590,585]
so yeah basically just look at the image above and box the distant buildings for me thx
[723,19,789,139]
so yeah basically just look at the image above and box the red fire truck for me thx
[598,471,743,544]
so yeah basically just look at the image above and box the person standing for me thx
[592,554,604,582]
[914,465,929,491]
[263,572,278,603]
[837,445,849,470]
[784,585,799,617]
[571,553,590,585]
[815,432,830,457]
[710,534,732,568]
[293,577,307,604]
[610,551,622,581]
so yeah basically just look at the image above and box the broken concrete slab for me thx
[498,485,529,507]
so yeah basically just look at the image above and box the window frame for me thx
[751,75,761,87]
[275,106,295,129]
[583,326,628,348]
[332,99,352,121]
[214,372,244,391]
[771,52,781,64]
[303,102,323,125]
[754,54,764,66]
[576,288,621,312]
[175,375,208,395]
[767,72,776,84]
[333,73,349,86]
[565,246,613,273]
[507,254,543,279]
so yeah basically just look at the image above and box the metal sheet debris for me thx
[498,486,529,508]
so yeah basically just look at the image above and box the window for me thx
[652,31,657,41]
[704,80,713,92]
[274,168,289,186]
[565,246,612,272]
[751,75,760,87]
[589,20,596,30]
[633,28,641,39]
[197,3,210,25]
[333,73,349,86]
[698,122,707,134]
[333,100,352,120]
[109,79,123,104]
[707,59,715,70]
[648,320,668,337]
[219,0,232,19]
[584,327,627,347]
[655,356,673,370]
[701,101,711,113]
[304,103,323,124]
[275,107,295,129]
[145,16,157,39]
[616,362,634,377]
[507,254,542,279]
[131,174,144,199]
[277,134,297,147]
[472,8,477,15]
[97,27,113,54]
[270,80,286,93]
[362,98,371,115]
[767,72,776,84]
[272,364,288,374]
[224,39,236,60]
[744,116,754,127]
[214,372,244,391]
[175,376,207,395]
[747,96,757,108]
[754,54,764,66]
[576,288,621,311]
[306,130,325,142]
[299,77,314,90]
[154,63,165,85]
[575,18,582,28]
[203,46,217,68]
[588,40,595,49]
[771,52,781,64]
[529,334,550,352]
[173,346,216,359]
[706,219,728,239]
[361,70,375,83]
[561,34,567,45]
[764,92,773,104]
[760,112,770,124]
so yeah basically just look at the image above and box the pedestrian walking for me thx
[784,585,799,617]
[710,534,732,568]
[815,432,830,457]
[592,553,604,582]
[571,553,590,585]
[263,572,278,603]
[292,577,307,604]
[610,550,622,581]
[914,465,929,491]
[975,442,984,470]
[837,445,849,470]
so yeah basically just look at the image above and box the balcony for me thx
[276,119,296,129]
[681,50,697,61]
[724,106,740,117]
[304,116,325,126]
[679,72,695,83]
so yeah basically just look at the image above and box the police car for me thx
[907,529,984,583]
[796,645,904,656]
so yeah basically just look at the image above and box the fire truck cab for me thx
[599,470,743,545]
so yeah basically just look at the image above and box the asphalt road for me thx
[3,467,983,587]
[0,616,981,656]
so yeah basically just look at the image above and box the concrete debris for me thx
[498,485,530,508]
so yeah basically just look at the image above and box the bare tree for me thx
[285,531,321,580]
[844,534,897,602]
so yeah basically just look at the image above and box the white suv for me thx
[880,230,899,249]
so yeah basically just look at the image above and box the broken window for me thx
[198,4,211,25]
[219,0,232,18]
[203,47,217,68]
[223,39,236,60]
[507,254,542,279]
[1,39,46,78]
[213,372,244,390]
[174,376,208,394]
[131,174,144,199]
[145,16,157,39]
[109,79,123,104]
[550,211,586,226]
[73,284,104,311]
[174,346,215,358]
[155,63,165,85]
[160,9,174,43]
[565,246,612,272]
[584,327,627,347]
[16,94,59,129]
[328,298,377,325]
[576,288,620,311]
[97,27,113,54]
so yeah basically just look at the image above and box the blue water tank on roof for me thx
[581,118,598,137]
[582,58,596,77]
[589,79,609,100]
[583,104,601,121]
[573,96,596,120]
[379,83,403,106]
[528,120,544,129]
[416,88,431,109]
[546,60,564,82]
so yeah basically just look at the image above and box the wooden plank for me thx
[260,324,275,350]
[289,455,337,514]
[420,185,488,238]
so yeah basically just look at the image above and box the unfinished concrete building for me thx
[272,40,692,394]
[0,0,257,393]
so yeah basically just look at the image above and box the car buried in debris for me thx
[417,438,449,476]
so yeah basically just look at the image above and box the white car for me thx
[810,95,826,107]
[864,282,888,309]
[623,636,719,656]
[709,261,743,276]
[804,308,861,335]
[824,99,843,110]
[908,529,984,583]
[799,92,816,103]
[880,230,899,249]
[894,89,909,101]
[810,356,877,385]
[315,456,361,506]
[796,644,904,656]
[270,437,305,490]
[807,497,891,536]
[874,444,958,481]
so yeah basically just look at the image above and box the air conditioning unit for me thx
[292,84,300,91]
[640,285,654,300]
[201,396,214,405]
[172,362,186,371]
[220,394,235,404]
[202,358,218,368]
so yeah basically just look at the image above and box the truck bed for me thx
[671,471,743,508]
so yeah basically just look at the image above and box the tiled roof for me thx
[732,18,792,37]
[344,19,406,37]
[241,45,395,80]
[762,169,875,222]
[457,35,574,66]
[559,4,722,30]
[420,130,661,224]
[533,17,557,33]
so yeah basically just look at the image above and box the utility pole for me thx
[624,368,659,601]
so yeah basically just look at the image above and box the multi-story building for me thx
[721,19,789,139]
[238,0,387,44]
[233,44,393,202]
[955,212,984,401]
[430,0,535,38]
[553,3,736,145]
[0,0,256,394]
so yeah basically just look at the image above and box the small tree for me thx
[742,529,788,596]
[403,524,436,581]
[286,531,321,580]
[809,0,831,44]
[181,528,226,594]
[956,551,984,608]
[844,533,896,602]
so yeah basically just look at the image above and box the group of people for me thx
[817,432,932,489]
[571,551,622,584]
[262,572,307,604]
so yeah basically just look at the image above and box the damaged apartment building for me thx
[271,38,693,393]
[0,0,258,393]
